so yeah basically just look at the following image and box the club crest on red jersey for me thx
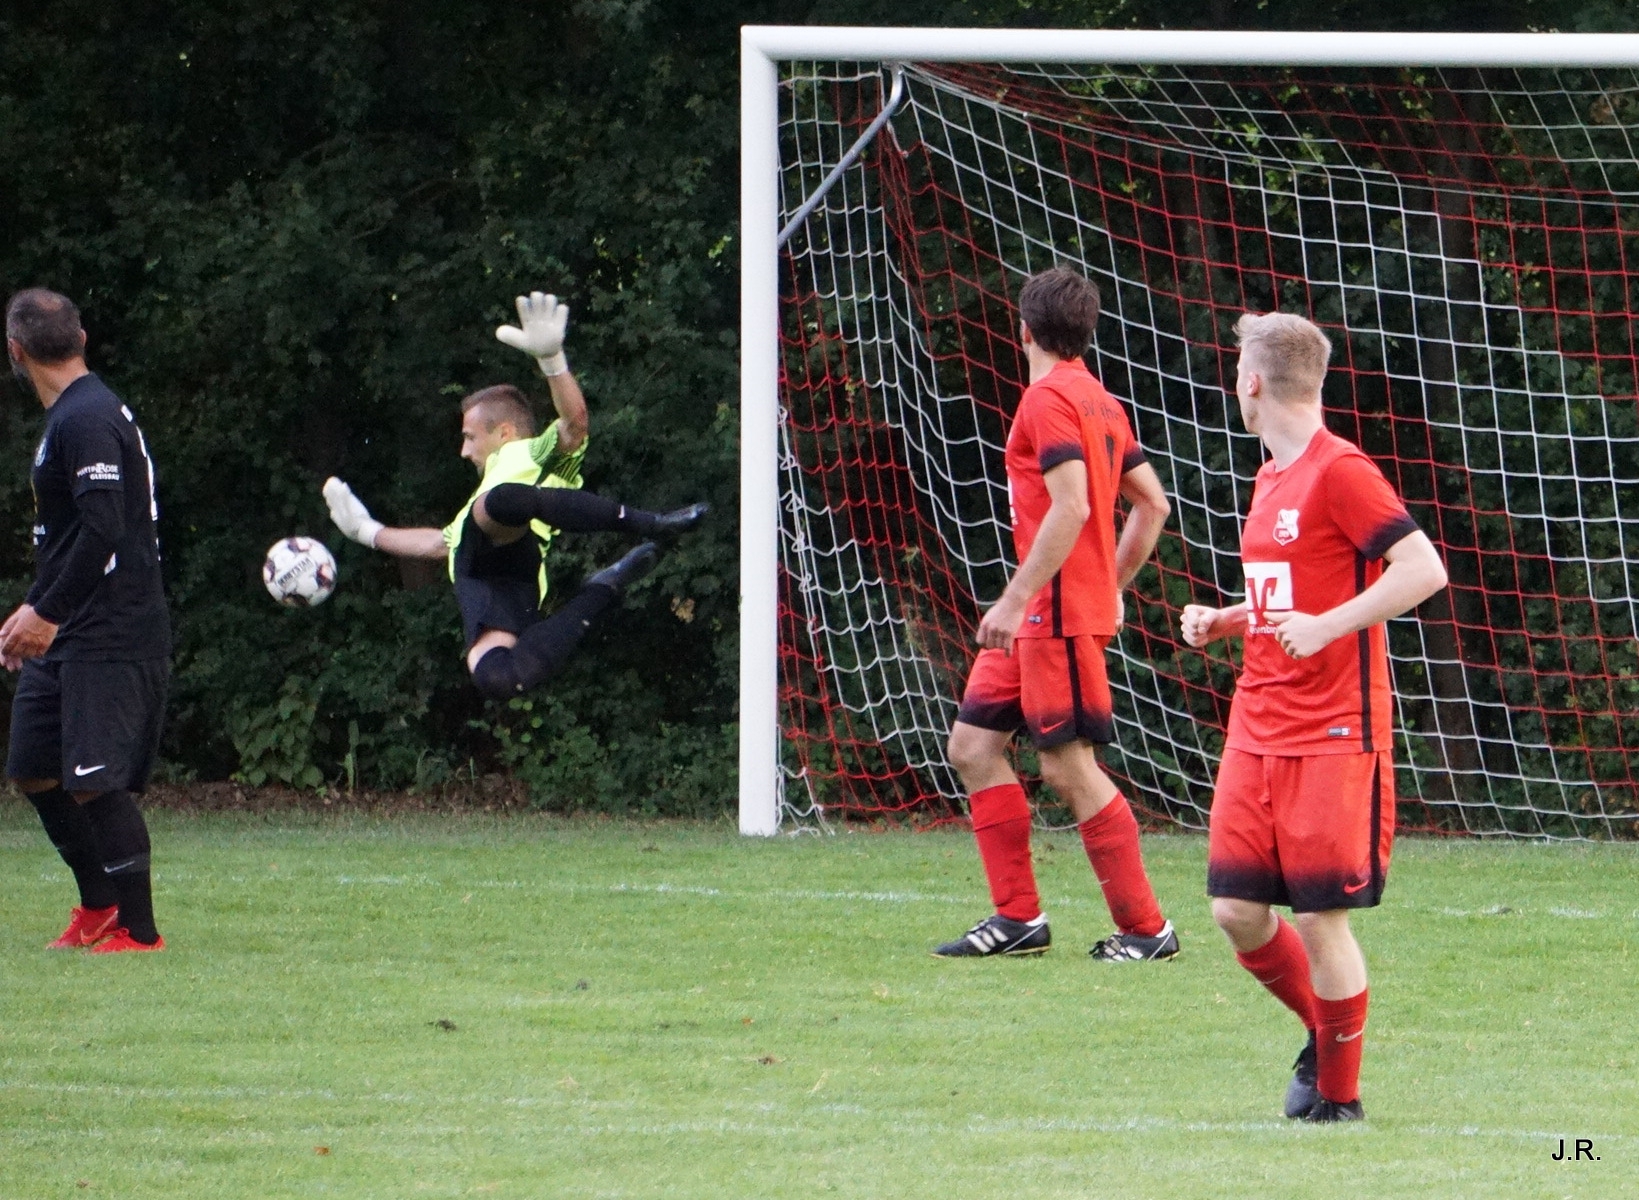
[1272,508,1300,545]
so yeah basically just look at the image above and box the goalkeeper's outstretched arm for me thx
[496,291,587,454]
[323,477,446,560]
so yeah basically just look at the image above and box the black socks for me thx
[483,482,658,534]
[26,785,118,910]
[470,584,618,699]
[82,790,159,944]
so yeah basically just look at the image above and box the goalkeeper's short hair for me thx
[461,384,537,438]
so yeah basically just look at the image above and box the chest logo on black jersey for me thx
[33,438,47,468]
[1272,508,1300,545]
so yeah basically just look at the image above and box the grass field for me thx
[0,806,1633,1200]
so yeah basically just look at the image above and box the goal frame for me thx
[739,26,1639,835]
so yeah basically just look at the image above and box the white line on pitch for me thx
[3,1082,1624,1145]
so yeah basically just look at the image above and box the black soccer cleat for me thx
[1089,918,1179,962]
[649,502,710,534]
[1302,1096,1365,1123]
[1284,1030,1320,1119]
[932,912,1050,957]
[586,542,659,592]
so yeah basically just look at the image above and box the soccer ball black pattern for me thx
[263,536,338,607]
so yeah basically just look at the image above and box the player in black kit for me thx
[3,289,170,953]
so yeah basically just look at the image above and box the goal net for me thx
[773,56,1639,838]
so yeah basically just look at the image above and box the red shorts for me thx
[955,636,1114,749]
[1206,748,1395,913]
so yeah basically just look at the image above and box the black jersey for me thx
[27,374,170,661]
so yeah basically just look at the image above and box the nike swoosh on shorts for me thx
[73,764,107,777]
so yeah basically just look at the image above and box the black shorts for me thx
[454,575,542,649]
[6,658,169,792]
[451,514,545,649]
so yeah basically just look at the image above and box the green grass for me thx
[0,807,1633,1200]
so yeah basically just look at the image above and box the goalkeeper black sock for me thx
[82,790,159,944]
[26,785,118,910]
[470,584,618,699]
[483,482,655,534]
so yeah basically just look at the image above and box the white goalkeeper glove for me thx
[495,291,569,377]
[323,477,384,549]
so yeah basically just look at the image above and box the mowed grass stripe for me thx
[0,809,1633,1200]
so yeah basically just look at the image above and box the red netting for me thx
[777,62,1639,836]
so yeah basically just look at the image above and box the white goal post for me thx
[739,27,1639,836]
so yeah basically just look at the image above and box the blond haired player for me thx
[1182,312,1447,1121]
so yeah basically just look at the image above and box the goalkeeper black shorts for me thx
[454,574,542,649]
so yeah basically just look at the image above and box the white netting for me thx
[775,60,1639,837]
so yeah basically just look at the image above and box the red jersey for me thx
[1226,427,1420,756]
[1005,359,1146,638]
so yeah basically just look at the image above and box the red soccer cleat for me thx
[87,929,165,954]
[47,905,120,950]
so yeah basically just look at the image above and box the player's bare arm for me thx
[322,477,446,560]
[976,458,1089,653]
[495,291,586,452]
[1180,601,1249,647]
[1265,529,1446,660]
[1113,461,1170,589]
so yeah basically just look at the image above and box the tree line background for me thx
[0,0,1624,814]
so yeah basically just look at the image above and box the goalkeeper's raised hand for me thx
[323,477,384,548]
[495,291,570,377]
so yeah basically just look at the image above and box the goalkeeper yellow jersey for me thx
[442,421,587,597]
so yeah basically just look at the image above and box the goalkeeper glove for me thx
[323,477,384,548]
[495,291,570,377]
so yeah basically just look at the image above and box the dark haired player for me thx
[934,267,1179,962]
[324,292,705,698]
[4,288,169,953]
[1182,311,1447,1122]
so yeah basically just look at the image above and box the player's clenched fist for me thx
[1180,603,1219,647]
[496,291,570,377]
[1266,610,1337,660]
[975,593,1026,654]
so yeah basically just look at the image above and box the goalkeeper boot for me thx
[586,542,659,592]
[1284,1030,1321,1119]
[47,904,119,950]
[88,928,166,954]
[649,502,709,535]
[1301,1096,1365,1123]
[933,912,1050,957]
[1089,919,1179,962]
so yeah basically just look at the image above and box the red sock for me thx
[1234,917,1316,1029]
[1077,794,1164,937]
[969,783,1039,922]
[1314,989,1369,1103]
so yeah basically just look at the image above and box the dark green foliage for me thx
[0,1,755,807]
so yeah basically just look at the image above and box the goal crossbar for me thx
[739,27,1639,835]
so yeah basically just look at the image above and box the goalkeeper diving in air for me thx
[322,292,707,699]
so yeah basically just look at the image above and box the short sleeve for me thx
[529,422,587,485]
[1020,385,1085,474]
[58,412,127,495]
[1326,453,1420,560]
[1120,441,1148,475]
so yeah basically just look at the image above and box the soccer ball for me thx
[263,537,338,607]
